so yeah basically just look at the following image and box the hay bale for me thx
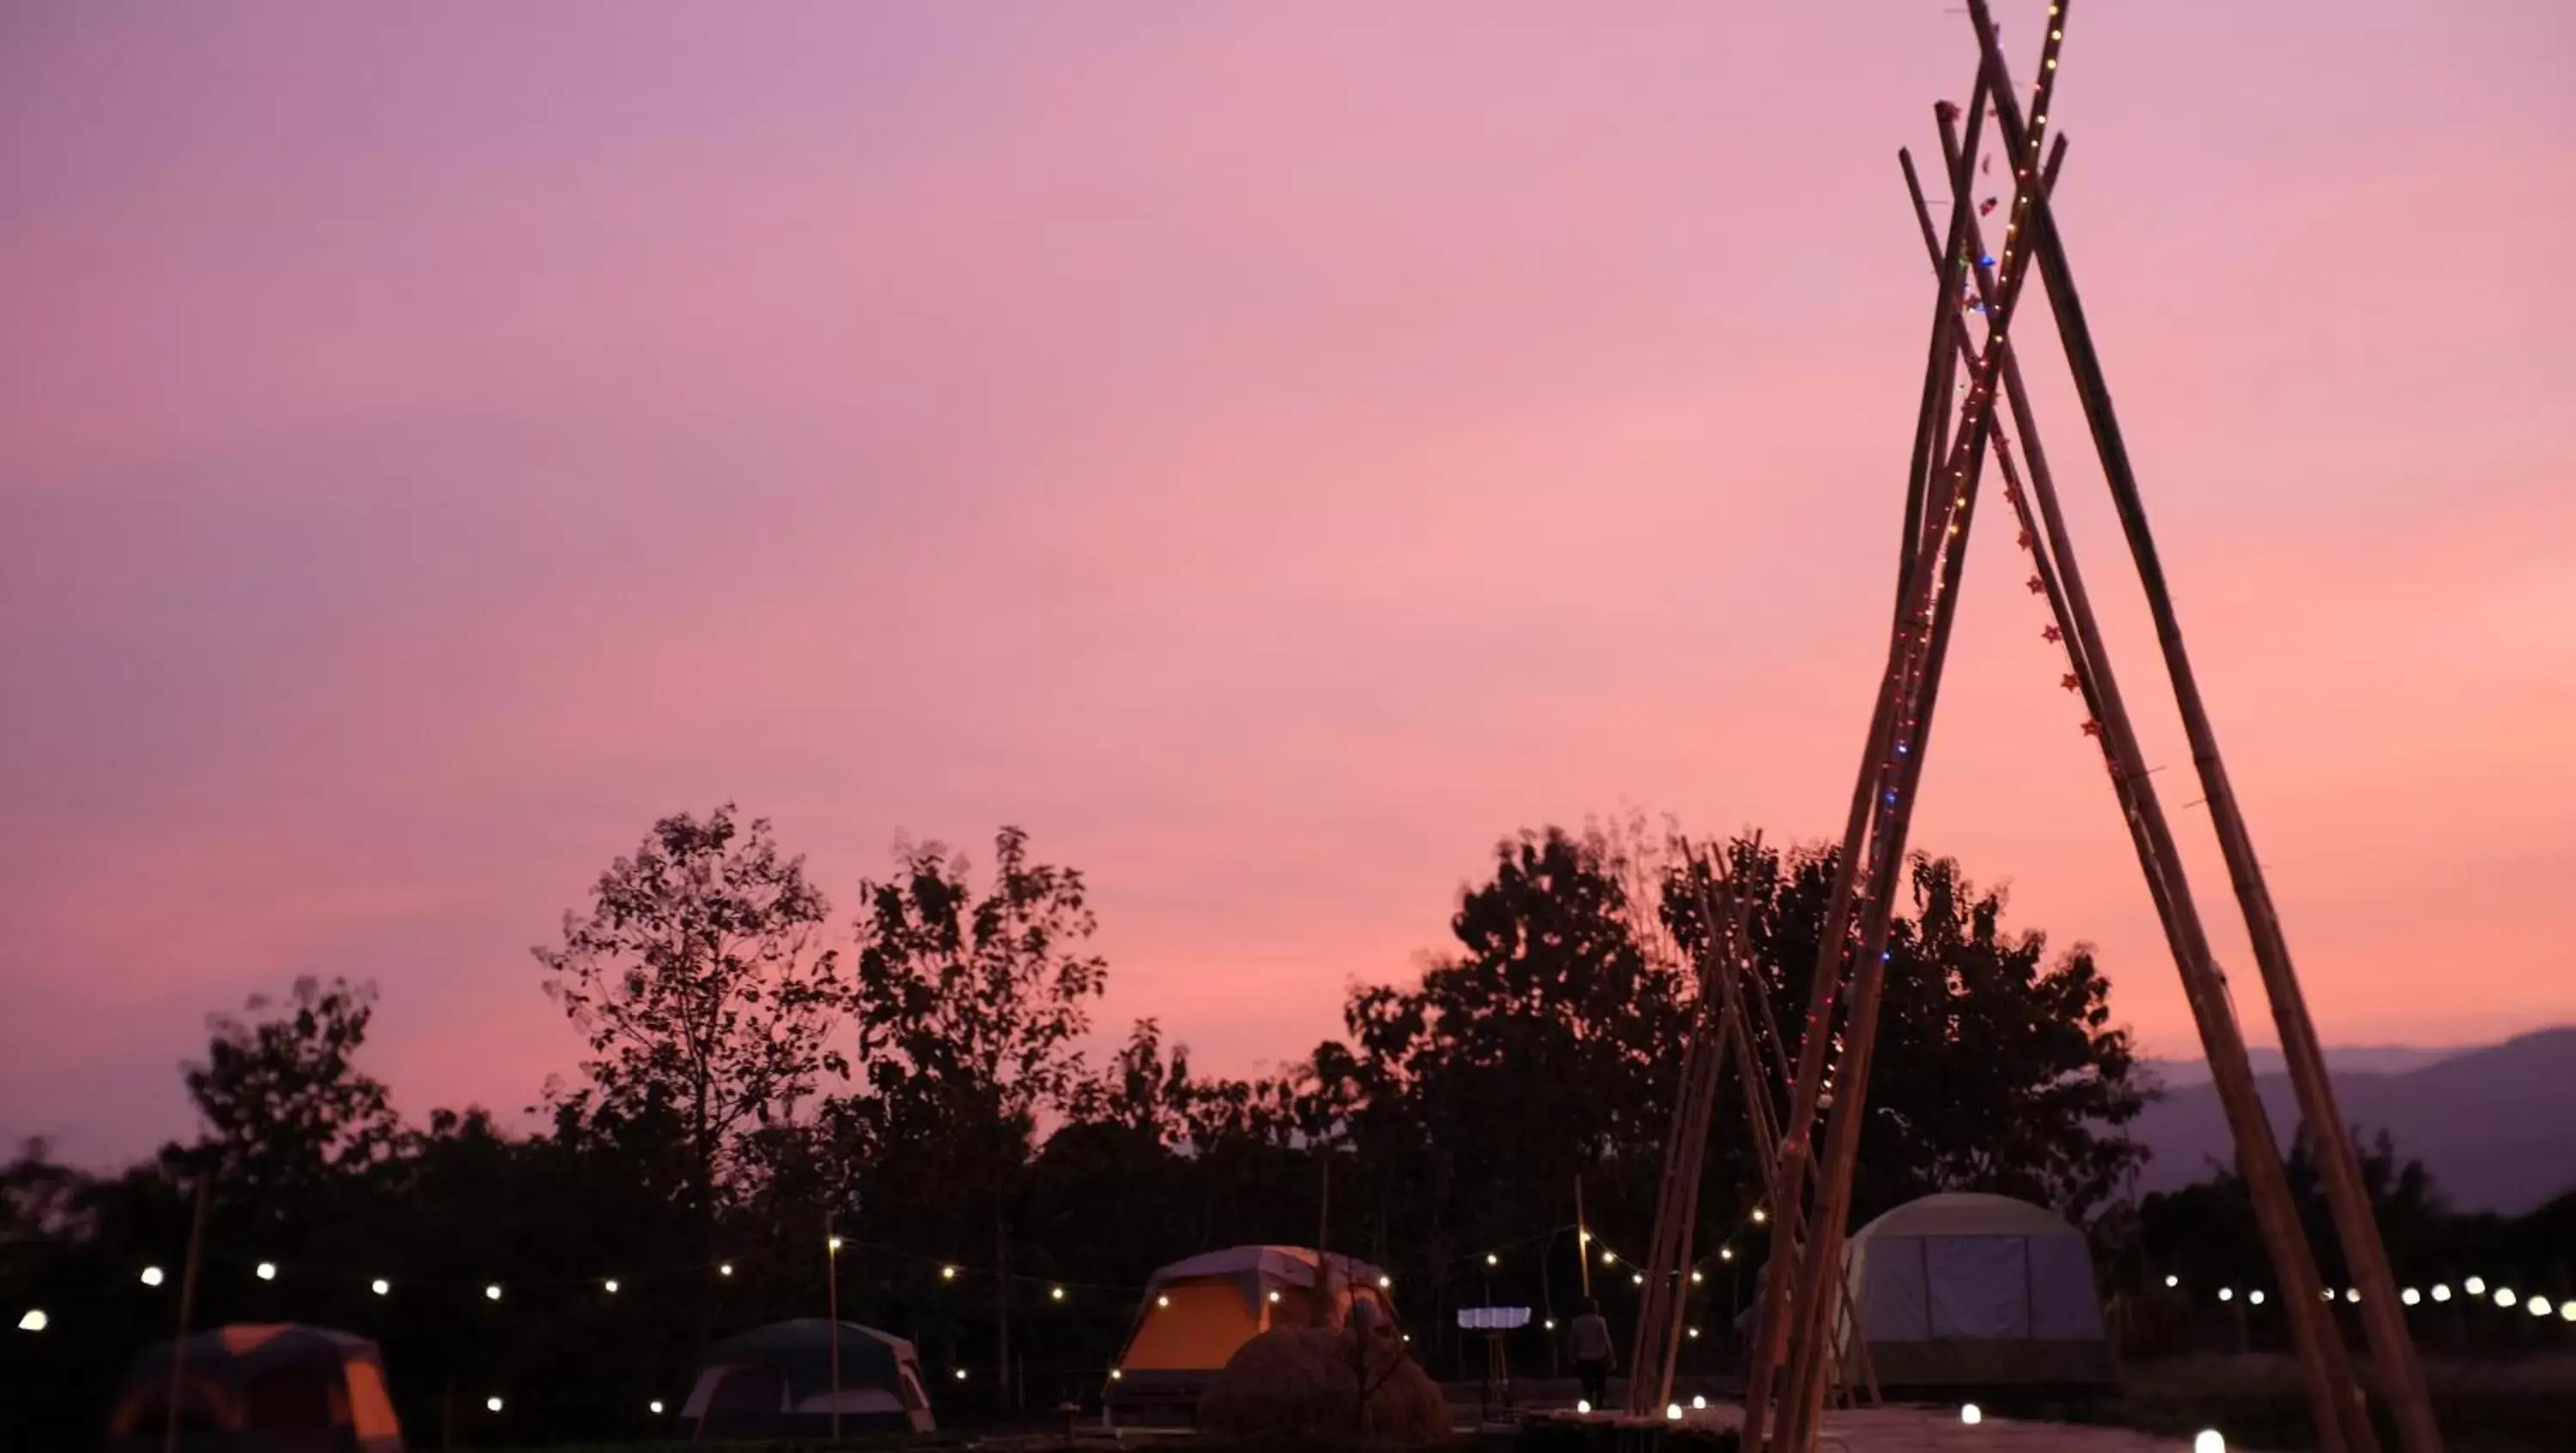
[1197,1325,1450,1443]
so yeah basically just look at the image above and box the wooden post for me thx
[1963,3,2439,1447]
[994,1207,1012,1416]
[166,1166,212,1453]
[826,1215,842,1442]
[1574,1176,1591,1300]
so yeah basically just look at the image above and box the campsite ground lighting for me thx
[1692,1396,1707,1411]
[1959,1403,1982,1426]
[1575,1401,1592,1414]
[140,1266,165,1286]
[1665,1404,1682,1421]
[2194,1432,2225,1453]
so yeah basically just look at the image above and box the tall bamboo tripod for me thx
[1735,4,2443,1450]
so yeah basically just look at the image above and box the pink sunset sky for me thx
[3,2,2571,1165]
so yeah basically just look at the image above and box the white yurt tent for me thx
[1839,1192,2115,1387]
[680,1319,935,1437]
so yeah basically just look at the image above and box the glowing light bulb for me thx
[650,1401,665,1414]
[256,1262,277,1281]
[140,1267,165,1287]
[1267,1290,1280,1304]
[2346,1288,2360,1304]
[2402,1288,2421,1306]
[2465,1276,2487,1296]
[371,1279,391,1297]
[2432,1285,2451,1302]
[2218,1288,2233,1303]
[1576,1400,1592,1415]
[1687,1327,1700,1339]
[485,1284,502,1301]
[2165,1274,2179,1289]
[828,1236,843,1252]
[1602,1251,1617,1267]
[718,1263,733,1278]
[2528,1295,2551,1317]
[1961,1403,1983,1426]
[1054,1286,1067,1302]
[1720,1247,1735,1261]
[1692,1396,1707,1410]
[485,1397,504,1413]
[604,1279,620,1293]
[941,1266,958,1281]
[1110,1369,1123,1381]
[954,1369,968,1381]
[1485,1253,1498,1267]
[16,1310,46,1332]
[1752,1208,1768,1225]
[1378,1274,1392,1289]
[1631,1273,1644,1286]
[1157,1295,1170,1308]
[2195,1433,2226,1453]
[1691,1271,1703,1284]
[2250,1291,2266,1306]
[2560,1301,2575,1322]
[2496,1288,2517,1308]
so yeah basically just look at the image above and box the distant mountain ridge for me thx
[2126,1027,2576,1214]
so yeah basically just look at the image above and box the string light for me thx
[718,1263,733,1278]
[1051,1286,1066,1302]
[2196,1434,2226,1453]
[1692,1395,1707,1411]
[2527,1296,2551,1318]
[1631,1273,1645,1286]
[1751,1208,1768,1225]
[16,1310,46,1332]
[2250,1291,2267,1306]
[828,1236,844,1252]
[1686,1326,1701,1339]
[256,1262,277,1281]
[1666,1404,1684,1421]
[1109,1369,1123,1381]
[649,1401,665,1415]
[1485,1253,1499,1267]
[2165,1274,2180,1289]
[2561,1302,2575,1322]
[2432,1285,2451,1303]
[2217,1288,2233,1303]
[941,1266,959,1281]
[1156,1295,1170,1309]
[371,1279,391,1297]
[604,1279,620,1294]
[1378,1274,1393,1289]
[1267,1290,1281,1304]
[2465,1276,2487,1296]
[1690,1271,1703,1284]
[1602,1251,1618,1267]
[485,1397,504,1413]
[485,1285,503,1302]
[1719,1247,1735,1261]
[2346,1288,2360,1304]
[1576,1401,1593,1415]
[2495,1288,2516,1309]
[140,1267,165,1287]
[1961,1404,1984,1426]
[2402,1288,2421,1306]
[953,1369,969,1382]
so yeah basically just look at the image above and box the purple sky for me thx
[5,2,2573,1165]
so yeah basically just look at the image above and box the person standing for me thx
[1568,1298,1615,1409]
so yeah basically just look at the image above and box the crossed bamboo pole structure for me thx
[1622,841,1880,1417]
[1734,4,2443,1450]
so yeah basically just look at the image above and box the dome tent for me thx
[105,1323,404,1453]
[680,1318,935,1437]
[1107,1246,1394,1420]
[1838,1191,2115,1387]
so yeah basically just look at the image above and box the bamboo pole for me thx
[1736,81,1990,1453]
[1962,3,2439,1447]
[1906,122,2371,1453]
[1768,60,2066,1445]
